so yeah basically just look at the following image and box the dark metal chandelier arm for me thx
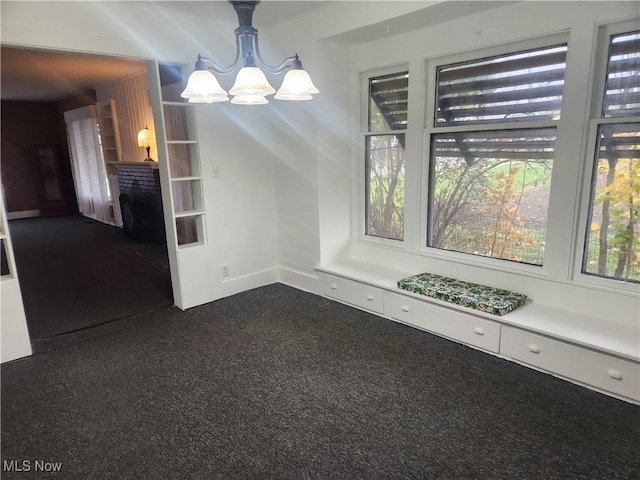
[252,35,299,74]
[196,34,242,75]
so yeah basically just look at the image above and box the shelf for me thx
[162,101,191,106]
[174,209,205,218]
[97,99,122,163]
[177,241,205,251]
[166,140,198,145]
[171,176,201,182]
[175,214,204,245]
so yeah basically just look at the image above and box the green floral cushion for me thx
[397,273,527,316]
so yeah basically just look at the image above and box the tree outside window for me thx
[365,72,408,241]
[583,31,640,282]
[428,45,567,265]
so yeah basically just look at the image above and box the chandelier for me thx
[181,0,319,105]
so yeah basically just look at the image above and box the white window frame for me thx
[420,33,570,276]
[358,64,410,247]
[352,16,639,299]
[574,20,640,293]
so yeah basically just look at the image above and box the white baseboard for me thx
[6,210,40,220]
[218,267,280,299]
[278,267,320,294]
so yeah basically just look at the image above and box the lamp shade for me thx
[274,68,319,100]
[229,67,276,97]
[230,95,269,105]
[273,92,313,101]
[181,69,229,103]
[137,127,155,148]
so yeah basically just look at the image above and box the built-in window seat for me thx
[314,260,640,404]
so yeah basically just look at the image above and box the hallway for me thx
[9,215,173,345]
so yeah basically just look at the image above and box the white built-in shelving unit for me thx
[96,99,123,165]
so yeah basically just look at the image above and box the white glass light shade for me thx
[273,92,313,101]
[137,128,155,148]
[187,94,229,104]
[230,95,269,105]
[181,70,229,103]
[274,69,319,100]
[229,67,275,96]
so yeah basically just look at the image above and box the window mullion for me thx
[431,120,559,135]
[592,116,640,126]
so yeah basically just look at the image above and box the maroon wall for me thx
[1,90,96,215]
[1,101,59,212]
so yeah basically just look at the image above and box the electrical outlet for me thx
[221,264,230,277]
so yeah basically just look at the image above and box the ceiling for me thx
[1,48,148,102]
[1,1,505,102]
[0,1,327,103]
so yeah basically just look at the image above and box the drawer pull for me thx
[473,327,485,336]
[330,283,337,290]
[366,294,375,301]
[607,369,623,381]
[528,344,541,354]
[401,305,410,312]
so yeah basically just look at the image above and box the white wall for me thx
[258,14,353,291]
[195,103,280,300]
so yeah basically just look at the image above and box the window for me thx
[582,30,640,282]
[427,44,568,265]
[365,71,408,241]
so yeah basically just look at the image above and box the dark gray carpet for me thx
[1,284,639,479]
[8,216,173,341]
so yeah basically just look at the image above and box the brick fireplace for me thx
[112,162,165,244]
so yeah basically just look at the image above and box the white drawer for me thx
[319,273,384,314]
[385,292,501,353]
[501,327,640,401]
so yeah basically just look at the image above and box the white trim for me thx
[278,267,320,294]
[6,210,40,220]
[218,267,279,300]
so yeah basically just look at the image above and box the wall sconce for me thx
[137,127,155,162]
[180,0,319,105]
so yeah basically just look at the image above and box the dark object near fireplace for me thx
[119,194,156,243]
[115,164,166,245]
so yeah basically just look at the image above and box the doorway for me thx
[1,46,173,348]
